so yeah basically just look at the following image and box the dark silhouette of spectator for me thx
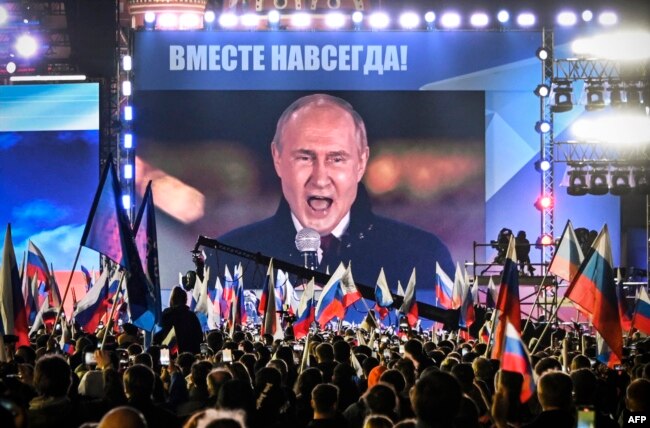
[97,406,147,428]
[451,363,490,422]
[206,368,233,408]
[316,343,338,383]
[333,363,360,412]
[363,414,393,428]
[153,287,203,354]
[343,382,398,428]
[294,368,324,428]
[308,383,348,428]
[522,371,575,428]
[621,378,650,428]
[515,231,534,275]
[123,364,179,428]
[216,379,256,426]
[28,354,79,428]
[410,371,462,428]
[570,369,618,428]
[403,339,434,376]
[177,360,212,417]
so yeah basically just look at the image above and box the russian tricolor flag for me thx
[500,321,536,403]
[567,225,622,367]
[399,268,418,328]
[294,278,315,339]
[548,220,584,283]
[491,235,521,359]
[74,267,110,333]
[26,240,51,285]
[315,263,347,327]
[459,277,475,330]
[0,224,30,347]
[452,263,465,309]
[632,286,650,335]
[374,268,393,320]
[434,262,454,309]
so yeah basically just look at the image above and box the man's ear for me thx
[357,146,369,182]
[271,142,283,178]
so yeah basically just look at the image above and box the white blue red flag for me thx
[73,267,110,333]
[452,263,465,310]
[566,225,622,367]
[491,235,521,359]
[294,278,315,339]
[399,268,418,328]
[631,286,650,335]
[315,263,347,328]
[374,268,393,320]
[500,321,535,403]
[260,261,283,339]
[0,224,30,347]
[434,262,454,309]
[548,220,584,283]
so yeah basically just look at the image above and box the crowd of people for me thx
[1,286,649,428]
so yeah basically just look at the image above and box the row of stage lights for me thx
[141,9,620,31]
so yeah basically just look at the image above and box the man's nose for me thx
[310,160,330,187]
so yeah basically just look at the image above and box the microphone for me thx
[295,228,321,270]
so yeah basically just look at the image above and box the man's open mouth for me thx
[307,196,333,211]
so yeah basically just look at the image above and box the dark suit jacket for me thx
[207,185,454,321]
[153,305,203,354]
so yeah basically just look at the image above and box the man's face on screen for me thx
[272,103,369,235]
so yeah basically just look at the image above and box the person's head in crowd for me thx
[404,339,424,361]
[126,343,143,358]
[254,366,284,412]
[238,340,254,353]
[266,358,288,386]
[207,368,233,398]
[537,371,573,411]
[570,354,591,372]
[440,356,459,372]
[427,350,445,366]
[271,94,369,236]
[494,369,523,423]
[473,343,487,356]
[261,333,274,347]
[191,361,213,393]
[437,340,454,353]
[410,371,462,427]
[379,369,406,394]
[333,340,351,364]
[177,352,197,377]
[316,343,335,363]
[17,363,34,386]
[418,366,440,380]
[97,406,147,428]
[207,331,224,353]
[184,409,247,428]
[14,346,36,366]
[570,368,597,406]
[450,363,475,393]
[169,286,188,308]
[355,345,373,359]
[472,357,493,383]
[239,353,257,379]
[228,362,252,387]
[294,367,323,397]
[364,382,398,418]
[311,383,339,418]
[217,379,255,416]
[363,414,394,428]
[367,365,387,389]
[333,362,356,386]
[129,351,151,368]
[393,358,416,387]
[146,345,161,369]
[393,419,416,428]
[34,354,71,398]
[274,345,296,370]
[626,378,650,413]
[232,331,246,344]
[462,350,479,363]
[123,364,155,401]
[534,356,562,377]
[362,356,380,378]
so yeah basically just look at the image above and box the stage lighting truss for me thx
[567,165,589,196]
[585,80,606,111]
[551,80,574,113]
[563,161,650,196]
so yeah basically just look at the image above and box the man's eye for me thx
[330,156,344,163]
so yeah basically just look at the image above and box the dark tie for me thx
[320,233,339,258]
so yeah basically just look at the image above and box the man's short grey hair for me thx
[272,93,368,153]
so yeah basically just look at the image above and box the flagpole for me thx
[483,307,499,357]
[101,271,126,350]
[522,273,552,333]
[52,246,82,333]
[299,333,311,374]
[531,295,568,354]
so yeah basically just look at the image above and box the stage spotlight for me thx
[470,12,489,28]
[440,12,461,29]
[6,61,16,74]
[626,83,642,108]
[610,168,631,195]
[122,55,132,71]
[536,47,550,61]
[598,11,617,26]
[497,10,510,24]
[124,164,133,180]
[122,80,132,97]
[534,195,553,211]
[144,12,156,29]
[368,12,390,30]
[158,13,179,29]
[557,11,577,27]
[535,159,551,172]
[15,34,38,58]
[123,133,133,149]
[517,12,536,27]
[179,13,201,29]
[551,80,574,113]
[219,12,238,28]
[634,169,649,194]
[609,82,623,107]
[534,84,550,97]
[399,12,420,30]
[585,81,605,111]
[589,169,609,195]
[325,12,346,29]
[535,120,551,134]
[241,13,260,28]
[268,10,280,29]
[204,10,216,24]
[567,167,588,196]
[352,11,364,29]
[124,105,133,121]
[424,11,435,30]
[582,10,593,22]
[291,12,311,28]
[122,194,131,210]
[536,234,554,248]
